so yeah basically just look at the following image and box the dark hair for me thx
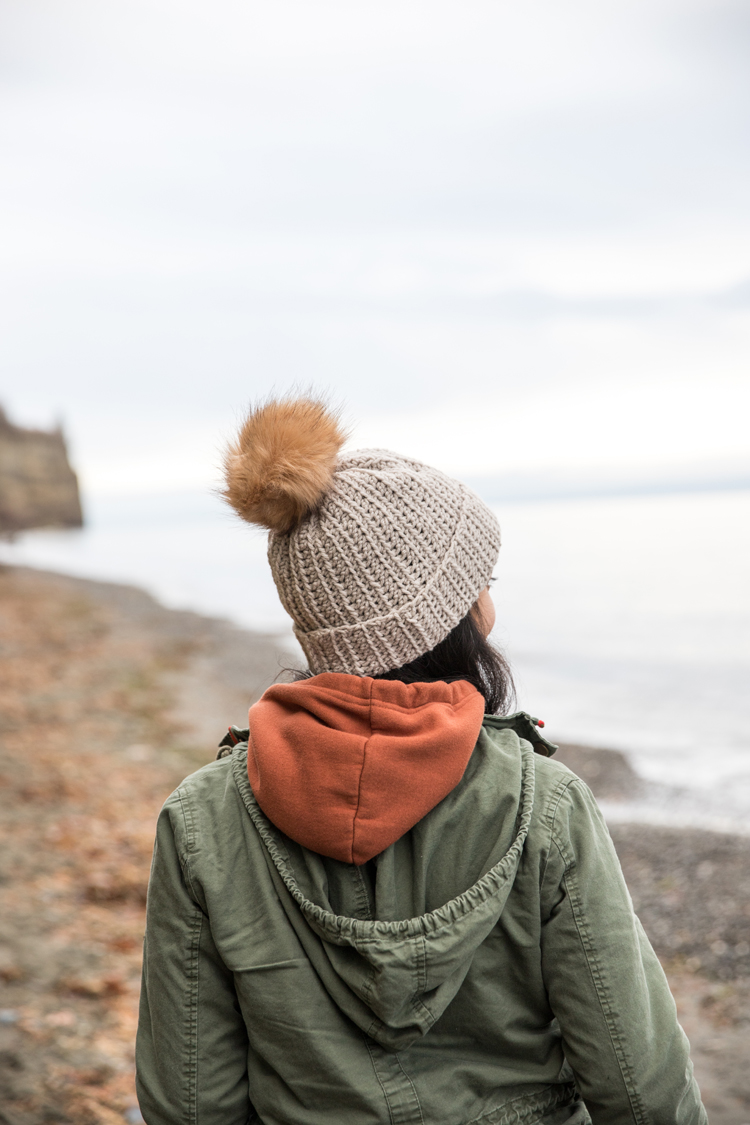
[374,610,514,715]
[288,608,514,716]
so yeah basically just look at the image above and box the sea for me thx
[2,487,749,832]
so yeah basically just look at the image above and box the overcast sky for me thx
[1,0,749,494]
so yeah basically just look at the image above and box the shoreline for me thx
[555,741,750,838]
[0,565,748,1123]
[6,561,748,837]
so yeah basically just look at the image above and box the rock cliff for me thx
[0,408,83,533]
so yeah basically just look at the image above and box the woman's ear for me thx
[472,586,496,637]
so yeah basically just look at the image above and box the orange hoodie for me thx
[247,673,486,866]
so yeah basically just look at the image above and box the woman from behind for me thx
[136,397,706,1125]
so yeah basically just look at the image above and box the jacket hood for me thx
[247,673,486,864]
[235,705,541,1052]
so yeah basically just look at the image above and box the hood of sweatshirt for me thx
[247,673,486,865]
[237,676,540,1052]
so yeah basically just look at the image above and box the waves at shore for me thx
[2,486,749,828]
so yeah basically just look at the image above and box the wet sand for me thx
[0,566,747,1123]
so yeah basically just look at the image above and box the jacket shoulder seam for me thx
[547,778,592,868]
[174,787,199,901]
[539,776,578,889]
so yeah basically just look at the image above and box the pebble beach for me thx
[0,565,748,1124]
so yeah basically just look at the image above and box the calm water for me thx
[3,488,749,826]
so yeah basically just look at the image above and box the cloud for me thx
[1,0,749,493]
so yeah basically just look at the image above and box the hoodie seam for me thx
[350,677,375,864]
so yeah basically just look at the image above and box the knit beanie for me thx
[222,398,500,677]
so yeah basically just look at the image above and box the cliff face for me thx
[0,408,83,533]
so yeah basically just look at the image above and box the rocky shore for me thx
[0,566,748,1124]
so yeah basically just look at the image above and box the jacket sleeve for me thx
[540,778,707,1125]
[136,789,254,1125]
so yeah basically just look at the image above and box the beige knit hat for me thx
[222,398,500,677]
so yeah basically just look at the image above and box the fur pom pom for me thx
[222,397,347,533]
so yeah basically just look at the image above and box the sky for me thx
[1,0,749,496]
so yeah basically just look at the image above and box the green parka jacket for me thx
[136,681,706,1125]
